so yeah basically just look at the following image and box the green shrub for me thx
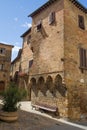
[2,83,27,112]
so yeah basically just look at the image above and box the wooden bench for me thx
[32,102,58,115]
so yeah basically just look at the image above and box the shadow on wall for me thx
[30,74,67,97]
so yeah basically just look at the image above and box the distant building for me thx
[0,43,13,91]
[28,0,87,120]
[10,49,22,83]
[19,28,33,100]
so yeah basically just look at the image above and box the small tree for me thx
[2,83,27,112]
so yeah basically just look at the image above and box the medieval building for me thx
[28,0,87,120]
[0,43,13,91]
[11,49,22,83]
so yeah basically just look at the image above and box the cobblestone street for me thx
[0,110,60,130]
[0,109,87,130]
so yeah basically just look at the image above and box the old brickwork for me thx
[64,0,87,119]
[28,0,87,120]
[0,43,13,91]
[21,29,33,73]
[11,49,22,81]
[18,29,33,100]
[29,0,68,118]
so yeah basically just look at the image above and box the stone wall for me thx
[64,0,87,120]
[29,0,68,118]
[0,43,13,90]
[21,32,33,72]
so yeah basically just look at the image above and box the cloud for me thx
[12,46,21,61]
[14,17,18,22]
[21,22,32,28]
[12,46,21,52]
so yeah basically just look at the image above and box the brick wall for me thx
[64,0,87,119]
[29,0,68,118]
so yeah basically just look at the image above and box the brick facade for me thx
[0,43,13,91]
[28,0,87,120]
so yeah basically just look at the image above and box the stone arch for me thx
[54,74,67,97]
[55,74,62,87]
[46,75,56,96]
[30,77,36,90]
[0,81,5,91]
[14,71,19,83]
[30,78,36,86]
[46,75,53,89]
[37,76,47,96]
[30,77,38,96]
[37,76,44,89]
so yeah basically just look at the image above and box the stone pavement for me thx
[0,100,87,130]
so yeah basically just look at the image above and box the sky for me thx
[0,0,87,61]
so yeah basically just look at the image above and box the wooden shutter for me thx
[78,15,85,30]
[49,12,55,25]
[27,35,31,45]
[37,20,42,31]
[79,48,83,67]
[29,60,33,68]
[79,48,87,68]
[83,49,86,67]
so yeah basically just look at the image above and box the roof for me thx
[20,28,31,38]
[11,49,22,64]
[28,0,87,17]
[0,42,14,48]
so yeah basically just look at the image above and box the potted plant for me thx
[0,82,27,122]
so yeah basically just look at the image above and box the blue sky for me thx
[0,0,87,61]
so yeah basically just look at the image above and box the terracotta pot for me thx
[0,111,18,122]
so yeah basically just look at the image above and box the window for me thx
[36,20,42,31]
[0,64,4,71]
[27,35,31,45]
[29,60,33,68]
[0,48,6,54]
[78,15,85,30]
[49,12,55,25]
[79,48,87,69]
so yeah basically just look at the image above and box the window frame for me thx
[27,35,31,45]
[79,48,87,70]
[0,64,4,71]
[0,48,6,55]
[78,15,85,30]
[49,12,55,25]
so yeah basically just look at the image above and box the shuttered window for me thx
[37,20,42,31]
[0,48,6,54]
[79,48,87,69]
[49,12,55,25]
[27,35,31,45]
[29,60,33,68]
[0,64,4,71]
[78,15,85,30]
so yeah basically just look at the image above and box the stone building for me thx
[18,28,33,100]
[0,43,13,91]
[11,49,22,83]
[28,0,87,120]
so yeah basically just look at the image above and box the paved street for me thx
[0,110,85,130]
[0,100,87,130]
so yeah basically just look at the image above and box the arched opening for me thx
[14,71,19,83]
[0,81,5,91]
[30,78,36,90]
[37,76,45,89]
[46,76,53,89]
[55,74,66,97]
[55,74,62,87]
[46,75,56,96]
[30,77,38,97]
[37,76,47,95]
